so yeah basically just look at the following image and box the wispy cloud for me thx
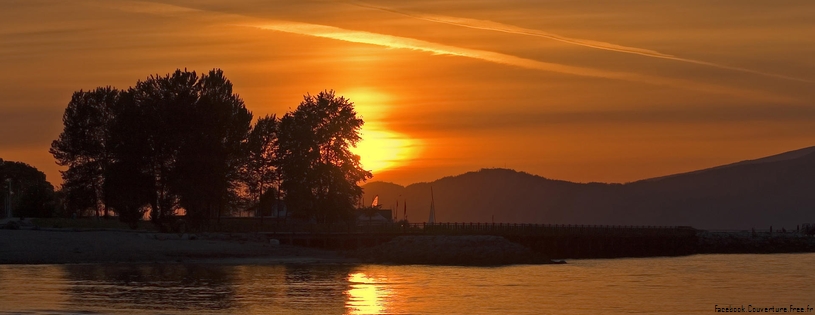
[348,0,814,84]
[249,22,792,102]
[101,0,794,102]
[92,0,202,15]
[389,105,815,135]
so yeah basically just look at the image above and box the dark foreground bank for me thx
[0,229,559,266]
[0,229,347,265]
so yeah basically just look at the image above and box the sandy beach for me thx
[0,229,350,265]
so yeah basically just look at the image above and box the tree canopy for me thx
[0,159,57,218]
[243,114,280,218]
[50,87,118,218]
[50,69,371,229]
[277,90,372,222]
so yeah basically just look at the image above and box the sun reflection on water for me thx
[346,272,390,315]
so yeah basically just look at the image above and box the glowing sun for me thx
[353,128,415,174]
[345,88,417,174]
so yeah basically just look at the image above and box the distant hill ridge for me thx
[640,145,815,183]
[363,146,815,229]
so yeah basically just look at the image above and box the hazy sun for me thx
[353,128,415,173]
[345,88,417,174]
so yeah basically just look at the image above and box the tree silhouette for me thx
[102,88,157,224]
[50,87,118,218]
[104,69,253,229]
[277,90,372,223]
[243,114,280,220]
[170,69,253,228]
[127,69,201,224]
[0,159,57,218]
[51,70,371,230]
[61,163,101,217]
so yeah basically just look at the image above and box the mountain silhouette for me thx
[363,146,815,230]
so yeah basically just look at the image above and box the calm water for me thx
[1,254,813,315]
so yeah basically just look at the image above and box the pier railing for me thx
[259,222,699,258]
[214,217,696,237]
[412,222,695,236]
[357,222,696,237]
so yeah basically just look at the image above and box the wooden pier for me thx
[261,222,699,259]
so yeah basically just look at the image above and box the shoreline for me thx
[2,228,814,266]
[0,229,351,265]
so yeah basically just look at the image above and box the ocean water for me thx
[1,254,813,315]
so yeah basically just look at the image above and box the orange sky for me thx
[2,0,815,186]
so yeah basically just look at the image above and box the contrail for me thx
[96,0,796,102]
[347,1,814,84]
[250,22,790,102]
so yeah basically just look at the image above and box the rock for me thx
[697,230,815,253]
[269,239,280,246]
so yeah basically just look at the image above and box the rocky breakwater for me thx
[698,231,815,254]
[353,235,562,266]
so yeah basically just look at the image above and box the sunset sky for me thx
[2,0,814,186]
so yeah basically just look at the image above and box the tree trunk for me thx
[92,181,100,220]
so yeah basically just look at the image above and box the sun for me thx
[344,88,417,174]
[352,128,415,174]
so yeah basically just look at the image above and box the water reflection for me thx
[3,255,814,315]
[0,265,71,312]
[0,265,391,314]
[64,264,238,312]
[61,264,356,315]
[346,272,391,315]
[278,265,351,314]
